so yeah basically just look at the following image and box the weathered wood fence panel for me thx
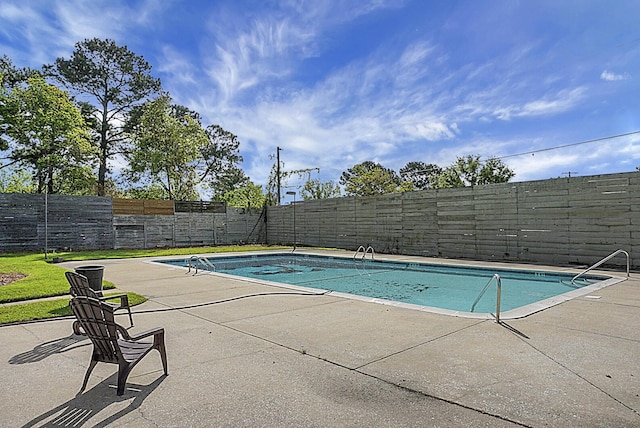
[174,213,220,247]
[113,215,177,249]
[0,194,113,252]
[2,171,638,269]
[335,198,357,249]
[0,195,265,251]
[113,198,175,215]
[437,187,476,259]
[401,191,438,257]
[266,172,640,268]
[225,207,265,244]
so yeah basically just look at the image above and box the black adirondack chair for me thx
[66,271,134,333]
[70,296,168,395]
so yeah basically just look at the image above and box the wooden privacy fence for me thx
[0,195,265,252]
[267,172,640,269]
[1,171,638,268]
[0,194,114,252]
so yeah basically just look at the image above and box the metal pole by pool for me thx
[44,191,48,260]
[286,191,296,249]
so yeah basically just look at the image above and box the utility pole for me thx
[562,171,578,179]
[276,146,282,205]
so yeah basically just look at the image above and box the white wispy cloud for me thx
[600,70,629,81]
[3,0,636,188]
[493,88,585,121]
[0,3,63,64]
[158,46,197,86]
[201,0,407,105]
[0,0,167,67]
[193,4,599,186]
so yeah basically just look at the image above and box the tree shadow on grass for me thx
[9,333,89,364]
[21,374,166,427]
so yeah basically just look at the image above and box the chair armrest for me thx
[115,323,132,339]
[99,293,129,308]
[128,327,165,342]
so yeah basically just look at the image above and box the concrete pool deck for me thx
[1,249,639,427]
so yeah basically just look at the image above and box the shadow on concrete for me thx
[9,334,89,364]
[498,321,530,339]
[21,375,166,427]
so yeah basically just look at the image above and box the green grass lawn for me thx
[0,293,148,324]
[0,245,282,324]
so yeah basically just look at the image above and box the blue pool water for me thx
[155,253,612,315]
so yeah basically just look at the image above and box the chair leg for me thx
[117,364,133,396]
[158,343,168,376]
[72,320,84,335]
[127,307,134,327]
[80,359,98,392]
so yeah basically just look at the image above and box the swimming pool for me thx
[154,253,622,319]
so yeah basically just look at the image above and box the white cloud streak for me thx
[493,88,586,120]
[600,70,629,81]
[3,0,637,188]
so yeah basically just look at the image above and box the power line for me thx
[497,130,640,160]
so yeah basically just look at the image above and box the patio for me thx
[2,250,639,427]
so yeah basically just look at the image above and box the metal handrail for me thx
[187,255,216,274]
[470,274,502,323]
[364,246,375,260]
[571,249,629,284]
[353,245,375,260]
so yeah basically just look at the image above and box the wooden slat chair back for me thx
[70,296,168,395]
[66,271,134,330]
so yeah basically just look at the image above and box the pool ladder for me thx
[571,249,629,285]
[470,274,502,323]
[187,255,216,274]
[354,245,375,260]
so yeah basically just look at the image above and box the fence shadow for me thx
[21,374,166,427]
[498,321,530,339]
[9,334,89,364]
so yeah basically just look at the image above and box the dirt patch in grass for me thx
[0,273,27,286]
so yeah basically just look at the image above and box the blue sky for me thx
[2,0,639,198]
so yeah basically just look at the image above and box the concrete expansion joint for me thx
[349,364,533,427]
[515,331,639,417]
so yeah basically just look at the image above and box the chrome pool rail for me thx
[470,274,502,323]
[365,245,375,260]
[353,245,375,260]
[187,255,216,274]
[571,249,629,285]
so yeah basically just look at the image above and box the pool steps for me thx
[187,255,216,274]
[571,249,629,284]
[353,245,375,260]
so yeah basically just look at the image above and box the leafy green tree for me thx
[0,167,35,193]
[44,38,161,196]
[301,179,341,200]
[339,161,403,196]
[126,96,209,201]
[121,183,169,200]
[2,76,94,193]
[56,165,99,195]
[437,155,515,188]
[201,124,248,200]
[436,167,465,188]
[265,159,282,206]
[0,55,19,93]
[222,181,265,208]
[0,57,15,152]
[479,157,516,184]
[1,55,40,152]
[399,161,442,190]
